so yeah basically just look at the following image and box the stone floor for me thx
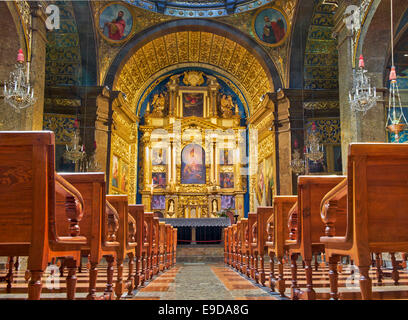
[131,263,277,300]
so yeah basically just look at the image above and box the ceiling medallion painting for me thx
[97,2,135,43]
[252,6,290,47]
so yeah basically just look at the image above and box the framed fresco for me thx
[219,149,234,165]
[220,172,234,188]
[111,154,119,189]
[221,195,235,210]
[152,148,166,165]
[121,161,129,192]
[181,144,206,184]
[152,172,166,189]
[252,6,290,47]
[98,2,134,43]
[151,195,165,210]
[182,92,204,117]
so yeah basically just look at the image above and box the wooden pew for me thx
[320,143,408,300]
[128,204,144,289]
[165,224,172,269]
[252,207,274,286]
[144,212,154,280]
[236,220,242,272]
[59,173,121,300]
[0,131,87,299]
[231,224,238,269]
[173,228,177,267]
[247,213,257,280]
[227,226,233,266]
[286,175,346,300]
[224,226,229,265]
[266,196,297,297]
[152,217,160,275]
[105,195,137,299]
[158,221,166,271]
[241,218,249,275]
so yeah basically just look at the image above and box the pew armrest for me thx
[320,178,347,237]
[54,173,85,237]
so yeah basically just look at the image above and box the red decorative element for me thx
[390,66,397,81]
[312,122,317,131]
[94,141,97,150]
[17,49,24,63]
[294,139,298,149]
[303,146,307,153]
[359,55,365,69]
[74,119,79,129]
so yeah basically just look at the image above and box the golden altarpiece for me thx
[138,71,248,219]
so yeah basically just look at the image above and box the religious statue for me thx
[220,95,234,118]
[168,199,175,216]
[103,10,126,41]
[212,199,218,214]
[151,93,166,117]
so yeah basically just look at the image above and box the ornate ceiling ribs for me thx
[114,31,272,116]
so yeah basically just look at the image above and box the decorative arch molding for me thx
[135,63,251,119]
[358,0,408,81]
[103,18,282,93]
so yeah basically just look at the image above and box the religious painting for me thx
[253,7,289,47]
[99,3,133,42]
[256,162,265,205]
[152,148,166,165]
[181,144,206,184]
[221,195,235,210]
[265,155,274,206]
[152,172,166,189]
[182,93,203,117]
[151,195,165,210]
[220,172,234,188]
[219,149,233,165]
[121,161,129,192]
[111,154,119,188]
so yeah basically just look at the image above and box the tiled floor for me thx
[2,260,408,300]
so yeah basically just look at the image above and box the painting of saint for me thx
[253,7,288,46]
[121,162,129,192]
[152,148,166,165]
[221,195,235,210]
[99,4,133,41]
[220,149,233,165]
[181,144,205,184]
[151,195,165,210]
[152,172,166,189]
[183,93,203,117]
[111,155,119,188]
[220,172,234,188]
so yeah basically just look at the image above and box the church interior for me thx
[1,0,408,302]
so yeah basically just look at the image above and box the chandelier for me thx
[305,122,324,162]
[64,120,85,163]
[386,0,408,143]
[3,49,36,112]
[290,140,305,175]
[349,55,379,113]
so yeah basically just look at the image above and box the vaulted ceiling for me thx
[114,31,273,116]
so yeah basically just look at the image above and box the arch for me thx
[288,0,315,89]
[181,144,206,185]
[103,18,282,91]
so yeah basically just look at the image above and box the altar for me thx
[138,71,249,219]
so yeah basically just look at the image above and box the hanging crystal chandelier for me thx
[64,120,85,163]
[349,55,379,113]
[3,49,36,112]
[290,140,305,175]
[305,122,324,162]
[386,0,408,143]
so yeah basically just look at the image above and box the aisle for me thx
[132,263,277,300]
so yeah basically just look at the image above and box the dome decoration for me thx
[123,0,271,18]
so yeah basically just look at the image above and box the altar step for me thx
[176,244,224,263]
